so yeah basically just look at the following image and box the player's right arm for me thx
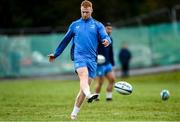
[48,23,74,62]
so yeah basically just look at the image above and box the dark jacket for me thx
[98,37,115,66]
[119,48,131,64]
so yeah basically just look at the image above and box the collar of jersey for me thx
[81,17,92,22]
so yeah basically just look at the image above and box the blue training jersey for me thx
[54,17,111,61]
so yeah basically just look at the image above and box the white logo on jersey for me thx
[90,25,95,28]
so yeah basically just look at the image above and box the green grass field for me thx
[0,71,180,121]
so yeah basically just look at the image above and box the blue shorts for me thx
[96,63,113,77]
[74,59,97,78]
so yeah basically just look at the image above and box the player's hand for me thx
[102,39,109,47]
[48,53,55,62]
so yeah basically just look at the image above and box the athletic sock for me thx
[71,105,80,116]
[106,92,112,99]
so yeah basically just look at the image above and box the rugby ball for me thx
[114,81,133,95]
[160,89,170,101]
[97,55,105,64]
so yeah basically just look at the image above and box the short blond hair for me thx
[81,0,92,8]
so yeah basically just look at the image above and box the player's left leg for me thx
[105,70,115,101]
[95,76,104,101]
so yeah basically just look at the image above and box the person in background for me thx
[95,22,116,101]
[48,0,111,120]
[118,42,132,77]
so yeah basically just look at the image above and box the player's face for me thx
[106,26,112,35]
[81,6,92,20]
